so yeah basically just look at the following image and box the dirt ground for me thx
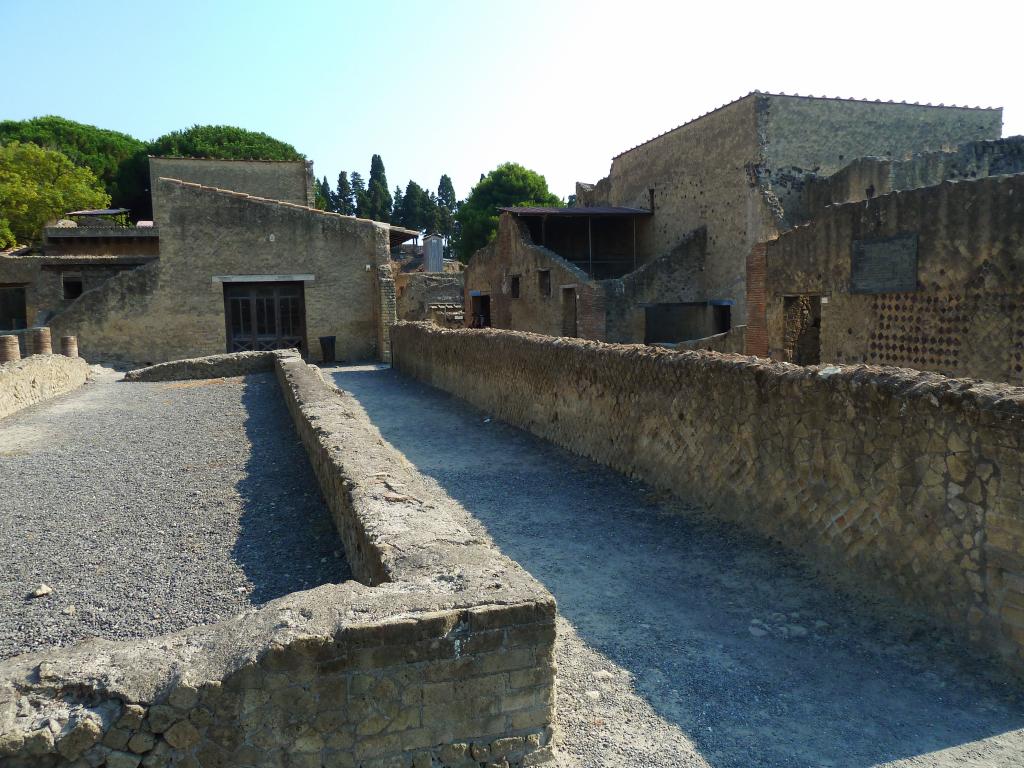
[329,364,1024,768]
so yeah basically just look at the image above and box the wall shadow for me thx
[233,373,350,603]
[328,365,1024,768]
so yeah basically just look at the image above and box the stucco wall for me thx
[393,322,1024,675]
[149,157,314,207]
[0,353,556,768]
[47,180,394,364]
[763,172,1024,384]
[465,216,606,340]
[0,354,90,420]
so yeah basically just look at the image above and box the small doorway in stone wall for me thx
[783,294,822,365]
[223,282,306,354]
[0,285,28,331]
[561,286,578,337]
[470,294,491,327]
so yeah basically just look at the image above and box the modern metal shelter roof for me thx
[498,206,651,216]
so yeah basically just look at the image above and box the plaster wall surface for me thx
[396,273,464,321]
[393,322,1024,675]
[763,172,1024,384]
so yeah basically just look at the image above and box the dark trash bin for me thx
[319,335,336,363]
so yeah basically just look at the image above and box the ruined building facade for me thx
[467,92,1003,349]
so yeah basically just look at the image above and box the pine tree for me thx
[364,154,392,222]
[315,176,333,211]
[350,172,366,217]
[335,171,355,215]
[391,185,405,227]
[437,174,457,239]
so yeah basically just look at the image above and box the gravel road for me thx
[0,368,349,659]
[330,364,1024,768]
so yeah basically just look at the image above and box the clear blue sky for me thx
[5,0,1022,201]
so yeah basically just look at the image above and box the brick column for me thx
[29,327,52,356]
[745,243,769,357]
[0,335,20,363]
[61,335,79,358]
[376,266,397,363]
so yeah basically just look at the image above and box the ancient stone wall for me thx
[149,157,314,207]
[465,216,606,341]
[0,354,90,420]
[0,352,556,767]
[392,322,1024,674]
[46,180,396,365]
[396,273,464,322]
[582,93,1002,327]
[763,172,1024,384]
[795,136,1024,223]
[123,350,282,382]
[601,227,707,343]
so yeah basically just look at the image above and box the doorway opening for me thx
[471,294,491,327]
[0,285,27,331]
[561,287,577,337]
[223,282,306,354]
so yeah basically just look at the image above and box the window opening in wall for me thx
[713,304,732,334]
[538,270,551,297]
[62,272,84,301]
[782,295,822,365]
[0,285,28,330]
[510,275,520,299]
[561,286,577,337]
[471,294,491,327]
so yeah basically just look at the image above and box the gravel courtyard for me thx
[0,369,349,660]
[330,364,1024,768]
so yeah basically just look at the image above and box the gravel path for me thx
[329,364,1024,768]
[0,368,349,659]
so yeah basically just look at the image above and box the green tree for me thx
[350,172,366,217]
[391,185,405,226]
[0,141,109,247]
[436,174,457,240]
[363,154,392,222]
[454,162,561,261]
[335,171,355,215]
[315,176,333,211]
[147,125,303,162]
[398,180,438,233]
[0,116,145,213]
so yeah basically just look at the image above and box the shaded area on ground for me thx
[329,364,1024,768]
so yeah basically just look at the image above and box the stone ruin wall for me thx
[763,172,1024,384]
[392,322,1024,675]
[0,354,90,420]
[149,158,314,208]
[0,352,557,768]
[465,217,607,341]
[395,273,464,322]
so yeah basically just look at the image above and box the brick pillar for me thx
[0,335,20,363]
[29,327,52,356]
[376,265,397,364]
[60,336,79,358]
[746,243,769,357]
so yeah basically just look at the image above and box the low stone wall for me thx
[0,352,557,767]
[675,325,746,354]
[0,355,91,420]
[123,351,283,382]
[392,322,1024,673]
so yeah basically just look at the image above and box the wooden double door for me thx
[224,282,306,354]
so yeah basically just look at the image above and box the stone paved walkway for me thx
[0,369,349,659]
[329,364,1024,768]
